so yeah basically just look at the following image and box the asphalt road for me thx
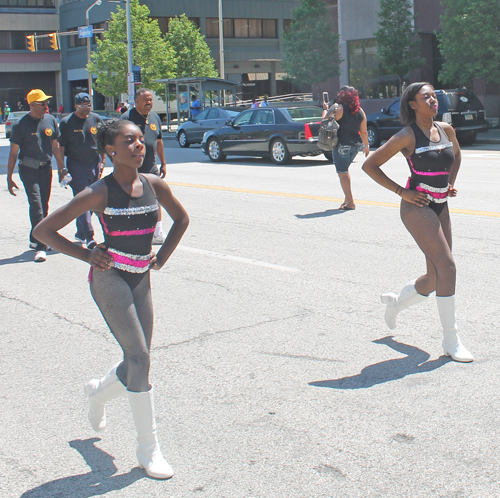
[1,137,500,497]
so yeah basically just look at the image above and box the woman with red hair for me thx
[322,86,370,210]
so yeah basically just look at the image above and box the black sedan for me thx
[176,107,243,147]
[200,106,329,165]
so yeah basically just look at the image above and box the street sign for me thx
[78,25,93,38]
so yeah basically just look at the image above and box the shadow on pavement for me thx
[295,208,347,218]
[309,335,451,389]
[20,438,146,497]
[0,250,38,265]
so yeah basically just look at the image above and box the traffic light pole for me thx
[86,0,103,109]
[126,0,134,105]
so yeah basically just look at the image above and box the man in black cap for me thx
[121,88,167,244]
[7,89,66,262]
[58,92,105,249]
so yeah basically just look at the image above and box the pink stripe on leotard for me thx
[100,214,154,236]
[407,157,448,177]
[111,253,151,268]
[107,227,155,236]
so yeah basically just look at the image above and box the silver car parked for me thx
[176,107,242,147]
[5,111,29,138]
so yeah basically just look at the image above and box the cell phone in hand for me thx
[323,92,329,104]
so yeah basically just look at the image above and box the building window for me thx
[0,30,53,50]
[262,19,277,38]
[234,19,248,38]
[206,18,277,38]
[0,0,55,6]
[283,19,293,34]
[348,39,397,99]
[152,16,200,36]
[68,28,87,48]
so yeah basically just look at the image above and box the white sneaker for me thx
[29,242,37,250]
[152,232,166,245]
[34,251,47,262]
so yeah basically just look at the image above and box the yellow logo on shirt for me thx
[45,128,53,137]
[90,127,97,134]
[149,123,157,131]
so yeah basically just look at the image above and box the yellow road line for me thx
[169,182,500,218]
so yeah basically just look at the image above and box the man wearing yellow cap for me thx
[7,89,66,263]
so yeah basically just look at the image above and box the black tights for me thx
[90,268,153,392]
[400,200,456,297]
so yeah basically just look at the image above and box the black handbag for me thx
[317,104,339,151]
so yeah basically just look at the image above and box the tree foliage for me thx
[166,14,218,78]
[438,0,500,87]
[374,0,425,93]
[87,0,176,100]
[282,0,342,86]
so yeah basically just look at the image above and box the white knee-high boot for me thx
[437,296,474,362]
[84,363,128,432]
[381,279,428,329]
[128,387,174,479]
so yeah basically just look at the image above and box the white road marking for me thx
[178,245,300,273]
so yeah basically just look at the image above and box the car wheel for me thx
[178,130,190,148]
[367,125,380,148]
[323,150,333,161]
[457,130,477,145]
[270,138,291,165]
[207,138,226,162]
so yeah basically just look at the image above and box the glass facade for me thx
[0,0,54,6]
[348,39,398,99]
[206,18,277,39]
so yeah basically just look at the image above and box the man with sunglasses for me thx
[58,93,105,250]
[7,89,65,262]
[121,88,167,244]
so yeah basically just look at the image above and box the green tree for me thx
[166,14,218,78]
[87,0,177,100]
[282,0,342,88]
[374,0,425,95]
[438,0,500,87]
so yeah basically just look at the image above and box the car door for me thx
[247,109,275,152]
[375,99,402,139]
[220,110,255,152]
[187,109,210,142]
[197,108,221,137]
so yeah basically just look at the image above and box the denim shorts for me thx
[332,144,361,173]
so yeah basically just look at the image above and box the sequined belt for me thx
[107,248,154,273]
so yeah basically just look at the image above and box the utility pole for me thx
[218,0,225,79]
[126,0,134,105]
[86,0,102,109]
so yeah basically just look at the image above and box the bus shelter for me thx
[156,77,238,130]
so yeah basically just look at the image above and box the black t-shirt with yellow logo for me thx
[121,107,162,174]
[10,113,60,164]
[58,112,103,162]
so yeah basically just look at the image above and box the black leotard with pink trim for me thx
[406,122,454,212]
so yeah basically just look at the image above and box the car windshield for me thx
[282,107,323,122]
[8,112,27,119]
[446,90,484,111]
[226,110,240,118]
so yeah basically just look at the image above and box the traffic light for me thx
[26,35,36,52]
[48,33,59,50]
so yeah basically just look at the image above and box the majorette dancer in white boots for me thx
[35,119,190,477]
[362,82,473,362]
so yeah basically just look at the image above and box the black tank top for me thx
[99,174,159,273]
[337,109,363,145]
[406,122,454,204]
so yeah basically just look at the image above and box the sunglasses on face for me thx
[33,101,50,107]
[77,104,91,108]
